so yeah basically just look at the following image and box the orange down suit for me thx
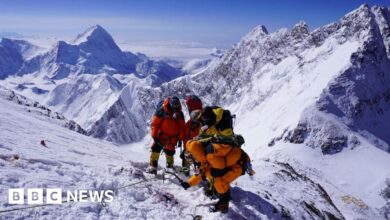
[186,140,243,194]
[184,106,244,194]
[150,99,185,151]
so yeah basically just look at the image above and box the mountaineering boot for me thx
[146,166,157,174]
[203,180,216,199]
[165,154,175,172]
[181,153,190,176]
[209,201,229,213]
[181,167,190,176]
[203,187,218,200]
[147,152,159,174]
[209,189,231,213]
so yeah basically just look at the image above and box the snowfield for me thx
[0,84,390,219]
[0,83,389,220]
[0,86,325,220]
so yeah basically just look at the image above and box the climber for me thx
[146,96,185,174]
[40,139,47,147]
[181,95,203,176]
[180,106,254,213]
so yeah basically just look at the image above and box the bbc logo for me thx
[9,188,62,205]
[8,188,114,205]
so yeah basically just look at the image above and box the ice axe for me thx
[163,169,185,184]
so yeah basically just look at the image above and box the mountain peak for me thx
[243,25,269,41]
[72,25,115,45]
[344,3,372,19]
[255,25,269,35]
[358,3,370,10]
[291,21,309,37]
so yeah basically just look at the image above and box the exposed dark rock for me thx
[321,136,348,155]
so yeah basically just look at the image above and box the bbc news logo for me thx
[8,188,114,205]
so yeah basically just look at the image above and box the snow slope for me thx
[1,86,389,219]
[0,91,358,220]
[0,85,86,134]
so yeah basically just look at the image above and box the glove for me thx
[181,182,190,190]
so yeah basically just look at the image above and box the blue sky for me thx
[0,0,389,48]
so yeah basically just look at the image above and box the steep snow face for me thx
[284,5,390,153]
[0,38,43,60]
[372,5,390,59]
[46,74,123,130]
[0,39,24,79]
[16,25,182,85]
[0,45,23,79]
[0,38,44,79]
[43,73,149,143]
[87,82,147,144]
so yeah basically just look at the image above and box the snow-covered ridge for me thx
[0,85,86,135]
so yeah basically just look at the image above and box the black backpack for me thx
[215,109,235,132]
[204,106,235,131]
[155,99,166,118]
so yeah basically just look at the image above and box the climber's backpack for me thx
[215,108,236,131]
[155,99,166,118]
